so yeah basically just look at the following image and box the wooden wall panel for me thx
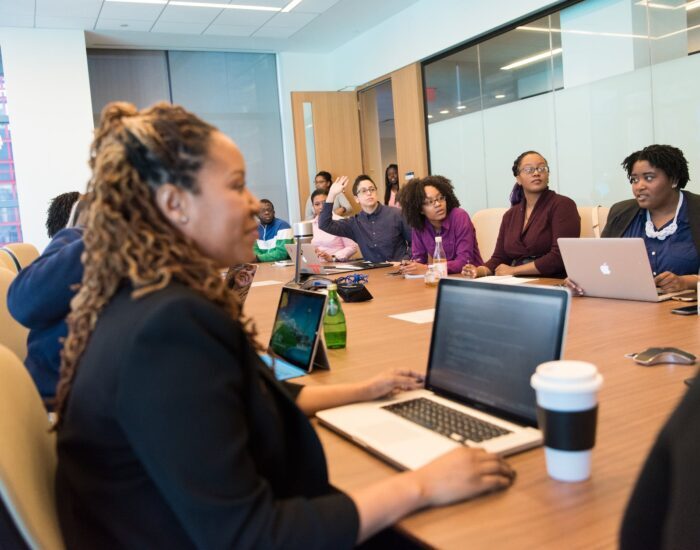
[291,92,363,219]
[391,63,429,180]
[358,86,384,198]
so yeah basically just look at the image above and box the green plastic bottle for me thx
[323,284,347,349]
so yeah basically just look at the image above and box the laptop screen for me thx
[269,287,327,371]
[427,279,569,426]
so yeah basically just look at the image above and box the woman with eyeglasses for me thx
[568,144,700,296]
[462,150,580,279]
[398,175,482,275]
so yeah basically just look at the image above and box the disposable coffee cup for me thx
[530,361,603,482]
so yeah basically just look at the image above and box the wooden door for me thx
[291,92,363,220]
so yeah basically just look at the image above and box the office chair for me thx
[577,206,609,238]
[2,243,40,270]
[0,268,28,362]
[0,344,65,550]
[0,249,19,273]
[471,207,507,261]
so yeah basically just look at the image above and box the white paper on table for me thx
[389,308,435,324]
[251,280,283,288]
[476,276,536,285]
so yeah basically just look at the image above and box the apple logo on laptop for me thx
[600,262,611,275]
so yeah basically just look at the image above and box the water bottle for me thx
[323,284,347,349]
[433,236,447,279]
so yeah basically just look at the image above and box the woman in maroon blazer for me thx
[463,151,580,279]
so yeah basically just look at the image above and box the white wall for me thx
[0,28,94,251]
[276,51,334,223]
[327,0,559,89]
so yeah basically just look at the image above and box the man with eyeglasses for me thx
[319,174,411,263]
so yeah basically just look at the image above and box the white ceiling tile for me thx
[36,0,102,19]
[203,24,258,37]
[95,18,156,32]
[99,2,164,21]
[263,11,316,28]
[0,0,34,16]
[212,9,275,26]
[253,26,298,38]
[0,14,34,27]
[150,20,210,34]
[158,5,221,23]
[34,15,97,29]
[287,0,340,14]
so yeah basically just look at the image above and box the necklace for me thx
[645,192,683,241]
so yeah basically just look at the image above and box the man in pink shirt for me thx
[310,189,358,261]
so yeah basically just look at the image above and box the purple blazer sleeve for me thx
[447,209,483,274]
[411,229,429,264]
[533,195,580,276]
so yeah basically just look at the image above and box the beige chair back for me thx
[0,344,64,549]
[0,268,28,362]
[578,206,610,238]
[471,207,508,262]
[0,249,18,273]
[3,243,40,270]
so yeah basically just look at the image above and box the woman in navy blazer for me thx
[54,102,514,549]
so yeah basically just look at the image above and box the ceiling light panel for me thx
[100,2,165,20]
[169,1,281,10]
[159,4,225,23]
[95,18,156,30]
[150,19,212,33]
[36,0,102,18]
[214,9,277,25]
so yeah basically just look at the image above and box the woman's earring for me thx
[180,214,189,224]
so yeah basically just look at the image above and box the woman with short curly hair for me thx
[398,175,482,275]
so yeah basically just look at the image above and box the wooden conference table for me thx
[245,263,698,549]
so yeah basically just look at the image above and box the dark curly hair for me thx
[46,191,80,238]
[622,144,689,189]
[399,175,461,230]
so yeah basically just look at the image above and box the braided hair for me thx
[46,191,80,238]
[399,175,461,230]
[54,102,261,428]
[622,144,689,188]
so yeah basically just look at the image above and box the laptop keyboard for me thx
[382,398,512,443]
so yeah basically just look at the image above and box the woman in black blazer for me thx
[54,102,514,549]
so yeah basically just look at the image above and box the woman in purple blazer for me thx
[463,151,580,279]
[398,175,483,275]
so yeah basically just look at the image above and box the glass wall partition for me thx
[424,0,700,213]
[88,49,288,216]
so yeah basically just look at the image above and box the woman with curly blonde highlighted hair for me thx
[55,102,514,549]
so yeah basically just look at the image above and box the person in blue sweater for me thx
[7,226,84,405]
[254,199,293,262]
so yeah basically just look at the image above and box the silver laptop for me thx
[284,243,362,275]
[316,279,570,470]
[558,238,689,302]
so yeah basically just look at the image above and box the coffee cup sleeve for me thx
[536,406,598,451]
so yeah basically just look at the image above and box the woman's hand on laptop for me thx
[564,278,584,296]
[655,271,695,293]
[316,249,334,262]
[410,447,515,507]
[360,369,425,400]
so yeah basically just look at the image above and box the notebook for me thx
[558,238,691,302]
[316,279,570,470]
[260,286,329,381]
